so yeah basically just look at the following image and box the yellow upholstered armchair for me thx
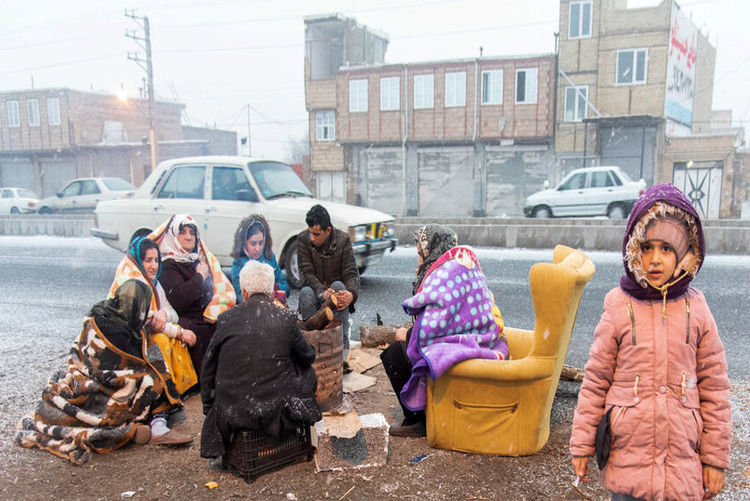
[425,245,595,456]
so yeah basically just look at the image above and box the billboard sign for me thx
[665,4,697,134]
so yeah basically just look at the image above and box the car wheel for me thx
[37,206,52,214]
[283,239,301,289]
[607,204,626,219]
[532,206,552,218]
[10,207,20,214]
[129,228,152,244]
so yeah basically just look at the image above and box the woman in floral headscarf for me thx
[381,224,507,437]
[156,214,236,379]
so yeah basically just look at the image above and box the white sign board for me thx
[665,4,697,133]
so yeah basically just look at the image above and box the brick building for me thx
[304,14,556,217]
[0,88,237,197]
[556,0,743,218]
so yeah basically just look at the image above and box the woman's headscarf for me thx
[231,214,273,260]
[128,236,162,283]
[89,279,153,358]
[412,224,458,294]
[159,214,200,263]
[620,183,704,301]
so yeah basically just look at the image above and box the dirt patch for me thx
[2,356,747,500]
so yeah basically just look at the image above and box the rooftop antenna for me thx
[479,46,484,57]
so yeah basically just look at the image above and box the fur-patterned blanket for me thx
[16,318,180,464]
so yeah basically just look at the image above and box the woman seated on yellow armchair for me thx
[381,224,507,437]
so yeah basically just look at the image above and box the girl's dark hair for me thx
[231,214,273,260]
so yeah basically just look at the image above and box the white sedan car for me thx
[523,166,646,219]
[37,177,136,214]
[91,155,397,287]
[0,187,39,214]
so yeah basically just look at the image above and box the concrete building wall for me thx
[181,126,237,155]
[692,31,716,134]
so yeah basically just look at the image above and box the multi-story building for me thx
[556,0,743,218]
[305,14,556,217]
[0,88,236,197]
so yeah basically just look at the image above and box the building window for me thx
[7,100,20,128]
[481,69,503,105]
[515,68,538,104]
[380,77,400,111]
[349,79,368,112]
[616,49,648,85]
[569,1,592,39]
[315,110,335,141]
[47,97,60,126]
[564,86,588,122]
[445,71,466,107]
[27,99,40,127]
[414,74,434,109]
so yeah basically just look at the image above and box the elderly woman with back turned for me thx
[200,260,321,463]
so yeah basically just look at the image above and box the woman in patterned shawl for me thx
[381,224,507,437]
[16,280,190,465]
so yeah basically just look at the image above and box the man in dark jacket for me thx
[199,260,321,461]
[297,204,360,350]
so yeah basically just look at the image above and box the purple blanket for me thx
[401,249,508,411]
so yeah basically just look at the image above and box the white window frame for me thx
[413,74,434,109]
[445,71,466,107]
[380,76,400,111]
[568,1,592,39]
[515,68,538,104]
[315,110,335,141]
[27,99,40,127]
[7,100,20,128]
[616,48,648,85]
[481,69,503,105]
[349,79,368,113]
[47,97,61,126]
[564,85,589,122]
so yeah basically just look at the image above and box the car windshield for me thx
[17,189,37,198]
[102,178,135,191]
[249,161,311,200]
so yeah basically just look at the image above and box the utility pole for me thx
[125,10,158,172]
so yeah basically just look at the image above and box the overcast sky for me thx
[1,0,746,161]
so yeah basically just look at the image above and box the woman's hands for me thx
[395,326,408,342]
[702,464,725,499]
[146,310,167,333]
[196,261,210,280]
[180,329,197,347]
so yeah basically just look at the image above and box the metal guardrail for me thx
[1,214,748,254]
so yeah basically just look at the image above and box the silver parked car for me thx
[36,177,136,214]
[0,187,39,214]
[523,166,646,219]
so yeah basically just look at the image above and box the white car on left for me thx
[0,187,39,214]
[36,177,136,214]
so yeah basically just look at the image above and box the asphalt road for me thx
[0,236,748,496]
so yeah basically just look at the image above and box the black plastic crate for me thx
[224,426,315,483]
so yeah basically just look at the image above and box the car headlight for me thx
[350,225,367,243]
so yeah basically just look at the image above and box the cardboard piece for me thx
[343,372,377,393]
[346,348,382,373]
[322,409,362,439]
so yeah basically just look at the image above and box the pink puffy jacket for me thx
[570,287,731,501]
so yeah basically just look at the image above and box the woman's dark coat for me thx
[160,259,215,376]
[200,293,321,458]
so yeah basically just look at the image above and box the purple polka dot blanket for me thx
[401,246,509,411]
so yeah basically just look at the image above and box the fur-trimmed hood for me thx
[620,183,704,300]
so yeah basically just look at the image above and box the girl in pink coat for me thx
[570,183,731,501]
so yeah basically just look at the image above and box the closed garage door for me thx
[0,159,35,190]
[418,148,473,216]
[364,147,404,216]
[40,160,77,197]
